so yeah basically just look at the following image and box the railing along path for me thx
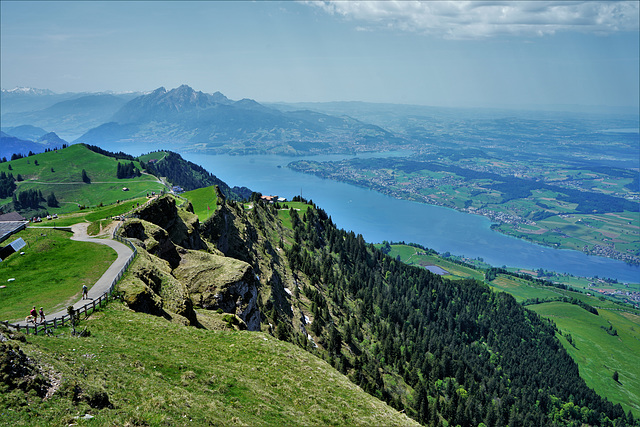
[2,206,141,335]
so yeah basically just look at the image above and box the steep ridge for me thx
[111,188,636,425]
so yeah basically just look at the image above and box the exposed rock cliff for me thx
[173,250,260,331]
[117,195,262,331]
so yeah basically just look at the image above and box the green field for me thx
[3,304,417,426]
[277,202,311,230]
[137,151,168,163]
[488,275,562,302]
[0,144,166,215]
[0,227,116,322]
[182,186,218,221]
[530,302,640,416]
[380,244,484,281]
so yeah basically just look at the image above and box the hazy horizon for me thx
[1,1,638,109]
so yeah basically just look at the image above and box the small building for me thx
[0,211,28,245]
[261,195,275,203]
[0,212,26,222]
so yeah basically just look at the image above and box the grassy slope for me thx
[0,144,165,213]
[277,201,311,230]
[181,186,218,221]
[382,244,484,281]
[531,302,640,416]
[6,304,418,427]
[137,151,168,163]
[0,227,116,322]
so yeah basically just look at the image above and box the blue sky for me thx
[1,1,638,108]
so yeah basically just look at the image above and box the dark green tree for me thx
[81,169,91,183]
[46,192,59,208]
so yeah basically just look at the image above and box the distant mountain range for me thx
[75,85,399,153]
[2,85,401,154]
[1,91,141,140]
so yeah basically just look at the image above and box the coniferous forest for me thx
[270,201,635,426]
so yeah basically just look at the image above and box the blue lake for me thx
[181,152,640,284]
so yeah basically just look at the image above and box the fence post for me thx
[15,222,138,335]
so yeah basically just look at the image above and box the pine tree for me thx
[47,192,59,208]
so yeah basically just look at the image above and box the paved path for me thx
[15,223,133,327]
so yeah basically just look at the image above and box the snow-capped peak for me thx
[1,87,55,96]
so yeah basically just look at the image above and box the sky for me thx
[1,1,639,108]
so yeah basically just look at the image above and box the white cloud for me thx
[306,1,640,38]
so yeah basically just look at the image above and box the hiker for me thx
[29,306,37,324]
[82,284,88,299]
[39,307,45,323]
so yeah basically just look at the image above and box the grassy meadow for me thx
[381,244,485,281]
[0,227,116,322]
[4,304,417,427]
[277,201,311,230]
[181,186,218,221]
[0,144,165,214]
[531,302,640,416]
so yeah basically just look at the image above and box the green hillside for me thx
[181,186,218,221]
[0,144,165,215]
[1,305,417,426]
[384,243,640,416]
[531,302,640,417]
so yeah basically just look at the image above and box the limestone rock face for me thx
[136,196,205,251]
[173,250,261,331]
[201,202,258,263]
[117,194,261,331]
[120,219,180,267]
[121,251,197,325]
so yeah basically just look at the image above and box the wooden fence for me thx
[1,221,137,335]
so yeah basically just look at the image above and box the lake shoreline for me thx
[181,152,640,284]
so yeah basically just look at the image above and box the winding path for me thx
[15,223,133,327]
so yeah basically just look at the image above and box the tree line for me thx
[275,202,635,426]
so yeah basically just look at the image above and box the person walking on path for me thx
[30,306,37,323]
[82,284,88,299]
[39,307,45,323]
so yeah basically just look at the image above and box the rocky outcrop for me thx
[136,196,205,251]
[121,250,196,325]
[173,250,261,331]
[117,194,261,331]
[201,202,258,263]
[120,219,181,268]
